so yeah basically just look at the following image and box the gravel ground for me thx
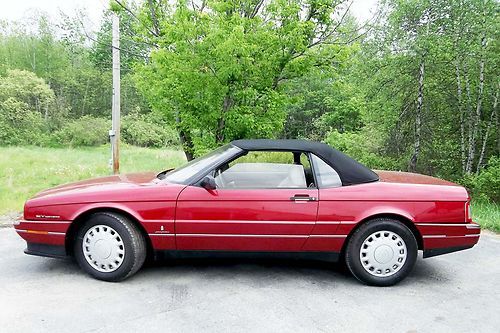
[0,225,499,333]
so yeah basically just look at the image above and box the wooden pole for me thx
[111,13,120,174]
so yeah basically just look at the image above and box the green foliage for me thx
[0,69,57,145]
[122,113,179,148]
[135,0,355,158]
[460,157,500,203]
[471,199,500,233]
[53,116,110,147]
[0,97,48,145]
[325,129,399,170]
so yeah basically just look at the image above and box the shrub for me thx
[324,129,399,170]
[0,97,48,145]
[52,116,110,147]
[460,157,500,203]
[121,114,179,148]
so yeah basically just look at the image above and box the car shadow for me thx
[29,253,450,286]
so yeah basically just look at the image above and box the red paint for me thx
[15,170,480,256]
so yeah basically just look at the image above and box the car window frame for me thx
[310,153,343,189]
[193,149,319,190]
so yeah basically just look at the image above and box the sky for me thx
[0,0,380,31]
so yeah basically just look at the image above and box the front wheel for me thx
[74,212,146,282]
[345,218,418,286]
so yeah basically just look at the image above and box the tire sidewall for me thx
[74,213,138,281]
[346,219,418,286]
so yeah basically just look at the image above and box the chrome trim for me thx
[19,220,71,224]
[423,234,480,239]
[466,224,481,229]
[309,235,347,238]
[142,220,175,223]
[416,223,474,227]
[174,220,316,225]
[315,221,342,225]
[155,233,347,238]
[48,231,65,235]
[175,234,308,238]
[148,233,175,237]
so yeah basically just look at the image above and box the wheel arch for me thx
[341,213,424,256]
[65,207,153,259]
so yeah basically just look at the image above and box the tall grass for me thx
[472,200,500,233]
[0,145,185,214]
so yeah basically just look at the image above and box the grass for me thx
[0,145,498,233]
[0,145,186,215]
[471,200,500,233]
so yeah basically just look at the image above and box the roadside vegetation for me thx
[0,146,185,215]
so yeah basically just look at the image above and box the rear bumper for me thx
[417,222,481,258]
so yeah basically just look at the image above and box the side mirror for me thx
[200,175,217,190]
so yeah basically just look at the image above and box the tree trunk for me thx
[409,59,424,172]
[466,34,486,174]
[175,110,195,161]
[179,129,195,161]
[455,61,465,172]
[215,95,233,144]
[476,86,498,172]
[147,0,161,37]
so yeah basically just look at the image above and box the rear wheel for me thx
[74,212,146,282]
[345,218,418,286]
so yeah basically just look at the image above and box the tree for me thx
[133,0,356,159]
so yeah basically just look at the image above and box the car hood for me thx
[32,172,158,199]
[375,170,458,186]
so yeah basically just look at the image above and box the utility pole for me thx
[110,13,120,174]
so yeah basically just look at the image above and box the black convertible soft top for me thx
[231,139,379,186]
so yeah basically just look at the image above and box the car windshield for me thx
[162,144,241,184]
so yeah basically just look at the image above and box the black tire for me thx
[345,218,418,286]
[74,212,146,282]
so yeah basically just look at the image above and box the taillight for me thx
[466,201,472,222]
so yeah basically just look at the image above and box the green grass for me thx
[0,145,498,233]
[471,200,500,233]
[0,145,186,214]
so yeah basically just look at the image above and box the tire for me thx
[74,212,146,282]
[345,218,418,286]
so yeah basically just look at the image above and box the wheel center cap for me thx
[374,245,394,264]
[94,239,112,259]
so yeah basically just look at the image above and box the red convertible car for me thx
[14,140,480,286]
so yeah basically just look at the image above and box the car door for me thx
[175,152,319,251]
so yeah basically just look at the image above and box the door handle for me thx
[290,194,317,202]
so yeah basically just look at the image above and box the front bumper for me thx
[14,219,71,258]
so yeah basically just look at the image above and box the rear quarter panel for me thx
[303,181,471,252]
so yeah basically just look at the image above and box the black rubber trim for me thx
[423,245,474,258]
[25,242,68,259]
[153,250,340,262]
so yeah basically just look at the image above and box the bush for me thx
[0,97,48,145]
[121,114,179,148]
[460,157,500,203]
[324,129,399,170]
[52,116,110,147]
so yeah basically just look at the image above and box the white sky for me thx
[0,0,379,32]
